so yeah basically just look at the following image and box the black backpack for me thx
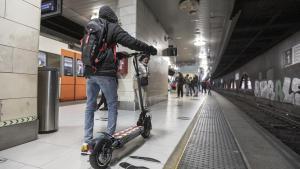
[81,18,108,75]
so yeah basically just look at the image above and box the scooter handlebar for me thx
[116,52,153,59]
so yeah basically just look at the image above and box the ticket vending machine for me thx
[59,49,87,101]
[60,49,75,101]
[75,53,86,100]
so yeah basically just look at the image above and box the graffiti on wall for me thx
[255,77,300,105]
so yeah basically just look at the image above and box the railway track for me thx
[221,93,300,155]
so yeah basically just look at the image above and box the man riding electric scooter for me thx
[81,5,157,155]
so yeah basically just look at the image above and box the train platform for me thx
[1,92,300,169]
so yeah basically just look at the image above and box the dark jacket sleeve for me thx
[112,24,150,52]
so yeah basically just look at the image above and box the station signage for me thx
[41,0,62,19]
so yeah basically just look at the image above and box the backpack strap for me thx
[113,43,117,64]
[100,43,117,64]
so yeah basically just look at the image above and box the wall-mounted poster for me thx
[76,60,84,77]
[38,52,47,67]
[235,72,239,80]
[64,57,73,76]
[283,48,293,67]
[293,44,300,64]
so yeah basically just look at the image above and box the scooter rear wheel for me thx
[141,115,152,138]
[89,139,113,169]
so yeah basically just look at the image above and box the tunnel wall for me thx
[214,31,300,114]
[0,0,41,150]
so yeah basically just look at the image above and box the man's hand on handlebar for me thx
[116,46,157,59]
[148,46,157,55]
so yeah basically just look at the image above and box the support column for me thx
[0,0,41,150]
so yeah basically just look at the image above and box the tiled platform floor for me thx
[0,94,205,169]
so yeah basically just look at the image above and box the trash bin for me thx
[38,67,59,133]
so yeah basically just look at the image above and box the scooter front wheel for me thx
[90,138,113,169]
[141,115,152,138]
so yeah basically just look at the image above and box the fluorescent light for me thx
[194,40,206,46]
[198,53,207,58]
[91,8,101,19]
[91,11,98,19]
[91,14,98,19]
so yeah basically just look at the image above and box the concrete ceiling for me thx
[213,0,300,78]
[45,0,235,76]
[144,0,235,74]
[62,0,117,26]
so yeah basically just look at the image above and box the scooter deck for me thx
[113,126,143,139]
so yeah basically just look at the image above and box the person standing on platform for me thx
[207,80,212,95]
[202,81,207,93]
[81,5,157,155]
[189,76,195,96]
[193,74,199,97]
[134,54,150,109]
[184,74,190,96]
[175,72,184,98]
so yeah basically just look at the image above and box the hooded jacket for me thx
[88,6,152,77]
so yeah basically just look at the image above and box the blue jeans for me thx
[84,76,118,144]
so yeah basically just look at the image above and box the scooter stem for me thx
[133,56,146,113]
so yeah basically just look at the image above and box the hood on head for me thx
[98,5,118,23]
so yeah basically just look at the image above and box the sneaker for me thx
[81,143,93,155]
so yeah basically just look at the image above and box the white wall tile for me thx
[122,24,136,34]
[118,78,134,92]
[13,48,38,74]
[6,0,41,30]
[0,73,37,99]
[23,0,41,8]
[118,0,136,8]
[39,35,68,55]
[119,14,136,26]
[118,91,135,101]
[136,0,168,55]
[147,57,168,97]
[0,45,13,72]
[0,18,39,51]
[0,0,5,17]
[119,5,136,16]
[0,98,37,121]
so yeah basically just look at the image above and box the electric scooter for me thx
[89,52,152,169]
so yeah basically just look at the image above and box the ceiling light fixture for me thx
[194,40,206,46]
[90,11,98,19]
[179,0,200,15]
[198,54,206,59]
[194,36,206,46]
[91,14,98,19]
